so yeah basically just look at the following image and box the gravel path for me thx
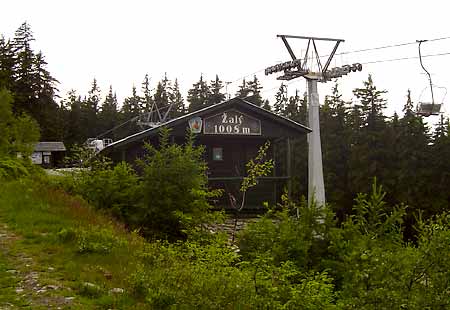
[0,223,75,309]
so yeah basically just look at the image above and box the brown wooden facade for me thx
[102,98,311,211]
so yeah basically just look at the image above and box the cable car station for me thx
[102,97,311,211]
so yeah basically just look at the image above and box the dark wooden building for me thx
[31,142,67,168]
[102,98,311,210]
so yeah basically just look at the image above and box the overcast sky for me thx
[2,0,450,123]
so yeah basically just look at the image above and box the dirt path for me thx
[0,223,75,309]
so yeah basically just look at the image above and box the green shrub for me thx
[136,128,221,240]
[56,227,77,243]
[238,194,334,271]
[0,158,30,179]
[58,160,141,226]
[76,226,125,254]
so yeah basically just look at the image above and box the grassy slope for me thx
[0,178,149,309]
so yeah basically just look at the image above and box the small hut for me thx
[31,142,66,168]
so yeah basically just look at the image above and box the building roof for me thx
[35,142,66,152]
[103,97,312,151]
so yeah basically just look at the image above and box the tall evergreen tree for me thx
[153,73,172,115]
[320,83,353,215]
[11,22,37,115]
[169,78,185,118]
[62,90,85,145]
[208,74,226,105]
[187,74,210,112]
[236,78,249,98]
[246,75,264,106]
[99,85,119,138]
[121,85,141,121]
[80,78,101,138]
[140,74,154,113]
[33,51,60,140]
[273,83,288,115]
[349,75,389,194]
[0,36,15,90]
[428,115,450,212]
[236,75,264,106]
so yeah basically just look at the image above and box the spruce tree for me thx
[62,90,85,145]
[273,83,288,115]
[349,75,389,194]
[320,83,353,214]
[236,78,249,98]
[153,73,172,116]
[11,22,37,115]
[33,51,60,140]
[80,78,101,138]
[169,79,185,118]
[428,115,450,212]
[0,36,15,90]
[187,74,210,112]
[236,75,264,106]
[208,74,226,105]
[140,74,154,113]
[99,85,119,138]
[246,75,264,106]
[121,85,141,121]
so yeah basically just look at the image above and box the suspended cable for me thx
[225,36,450,93]
[360,51,450,65]
[337,36,450,56]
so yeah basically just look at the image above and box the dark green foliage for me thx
[63,160,141,225]
[238,194,334,270]
[0,158,30,179]
[153,73,172,112]
[238,180,450,309]
[98,85,119,136]
[208,74,226,105]
[127,239,338,309]
[236,75,265,106]
[6,22,60,141]
[136,129,221,239]
[168,78,185,118]
[187,74,211,112]
[0,88,40,158]
[121,85,141,121]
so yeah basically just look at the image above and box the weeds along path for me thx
[0,222,75,309]
[0,179,147,309]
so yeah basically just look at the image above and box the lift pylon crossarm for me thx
[277,34,344,42]
[323,41,342,73]
[280,35,297,60]
[266,35,350,82]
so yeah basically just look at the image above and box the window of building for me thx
[212,147,223,161]
[43,155,50,164]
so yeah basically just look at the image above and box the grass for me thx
[0,178,150,309]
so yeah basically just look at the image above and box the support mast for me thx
[265,35,362,207]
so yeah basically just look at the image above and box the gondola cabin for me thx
[102,98,311,211]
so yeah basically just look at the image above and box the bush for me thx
[0,158,30,179]
[58,160,141,226]
[238,194,334,271]
[136,128,221,240]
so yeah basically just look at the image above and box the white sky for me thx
[2,0,450,123]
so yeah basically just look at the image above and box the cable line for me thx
[337,36,450,56]
[361,51,450,65]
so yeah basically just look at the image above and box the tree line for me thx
[271,78,449,236]
[1,23,270,146]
